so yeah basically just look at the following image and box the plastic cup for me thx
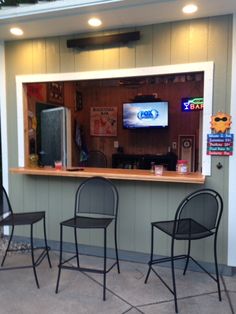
[155,165,163,176]
[54,160,62,170]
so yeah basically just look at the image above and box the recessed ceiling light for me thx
[182,4,198,14]
[88,18,102,27]
[10,27,24,36]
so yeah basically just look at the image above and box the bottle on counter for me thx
[29,154,39,168]
[150,162,155,173]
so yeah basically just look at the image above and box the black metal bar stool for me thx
[145,188,223,313]
[0,185,52,288]
[55,176,120,300]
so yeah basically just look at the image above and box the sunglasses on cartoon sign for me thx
[214,117,228,122]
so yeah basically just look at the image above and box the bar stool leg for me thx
[43,216,52,268]
[183,239,191,275]
[214,235,222,301]
[114,222,120,273]
[30,224,40,289]
[103,228,107,301]
[55,223,63,293]
[74,227,80,268]
[171,237,178,313]
[145,224,154,284]
[1,226,14,267]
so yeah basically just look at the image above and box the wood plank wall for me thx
[5,15,232,264]
[75,76,202,168]
[26,77,203,168]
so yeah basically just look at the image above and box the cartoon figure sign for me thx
[90,107,117,137]
[210,112,231,133]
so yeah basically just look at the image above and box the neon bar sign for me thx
[181,97,204,111]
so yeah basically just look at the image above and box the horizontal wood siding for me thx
[5,15,232,264]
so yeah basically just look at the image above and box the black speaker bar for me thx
[0,0,54,6]
[67,31,140,49]
[0,0,53,6]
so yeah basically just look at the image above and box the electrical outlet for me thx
[114,141,119,148]
[172,142,177,150]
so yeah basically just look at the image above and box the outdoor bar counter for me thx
[10,167,205,184]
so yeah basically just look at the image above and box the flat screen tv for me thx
[123,101,168,129]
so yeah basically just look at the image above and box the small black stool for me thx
[0,185,52,288]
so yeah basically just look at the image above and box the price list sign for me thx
[207,134,234,156]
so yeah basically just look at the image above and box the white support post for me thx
[0,41,8,193]
[228,14,236,266]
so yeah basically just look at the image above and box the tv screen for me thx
[123,101,168,129]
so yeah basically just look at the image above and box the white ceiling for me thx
[0,0,236,41]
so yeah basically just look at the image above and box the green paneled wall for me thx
[5,15,232,265]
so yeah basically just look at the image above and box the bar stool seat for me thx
[0,211,46,225]
[61,216,113,229]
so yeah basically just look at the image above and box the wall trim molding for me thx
[11,235,235,277]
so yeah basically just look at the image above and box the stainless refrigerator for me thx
[40,107,72,167]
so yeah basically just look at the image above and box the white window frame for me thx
[15,62,214,175]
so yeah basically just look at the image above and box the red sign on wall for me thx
[90,107,117,137]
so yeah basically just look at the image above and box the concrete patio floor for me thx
[0,251,235,314]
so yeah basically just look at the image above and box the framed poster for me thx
[90,107,117,136]
[47,82,64,105]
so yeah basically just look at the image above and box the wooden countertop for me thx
[10,167,205,184]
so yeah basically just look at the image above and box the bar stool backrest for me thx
[86,150,107,168]
[0,186,13,219]
[74,176,118,219]
[174,188,223,236]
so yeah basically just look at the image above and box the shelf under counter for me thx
[10,167,205,184]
